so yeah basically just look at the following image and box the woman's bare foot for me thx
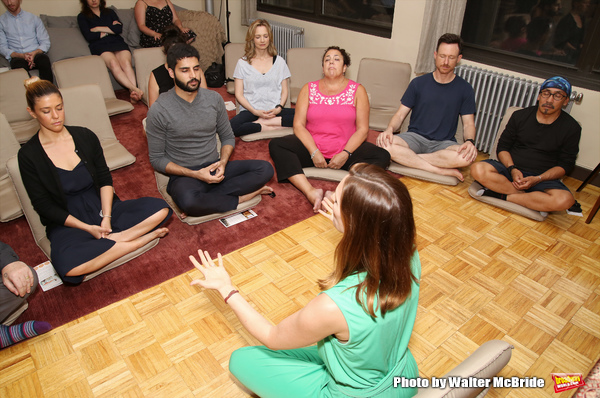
[308,188,324,213]
[129,89,143,104]
[180,212,187,219]
[151,227,169,238]
[239,186,274,204]
[129,90,140,105]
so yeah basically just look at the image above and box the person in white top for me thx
[230,19,295,137]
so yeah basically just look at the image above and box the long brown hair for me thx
[79,0,108,18]
[244,19,277,63]
[24,77,62,110]
[319,163,418,318]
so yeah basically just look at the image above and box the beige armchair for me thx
[415,340,513,397]
[224,42,245,95]
[356,58,411,131]
[0,69,39,143]
[287,47,327,104]
[52,55,134,116]
[0,113,23,222]
[60,84,136,171]
[133,47,165,106]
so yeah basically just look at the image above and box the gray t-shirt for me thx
[233,55,291,113]
[146,88,236,174]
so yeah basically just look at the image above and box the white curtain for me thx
[414,0,467,75]
[241,0,257,26]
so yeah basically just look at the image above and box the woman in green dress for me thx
[189,163,421,397]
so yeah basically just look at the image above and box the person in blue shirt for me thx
[0,0,52,82]
[376,33,477,182]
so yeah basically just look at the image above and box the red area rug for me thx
[1,87,340,328]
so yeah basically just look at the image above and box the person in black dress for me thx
[147,25,206,108]
[78,0,144,103]
[18,77,172,285]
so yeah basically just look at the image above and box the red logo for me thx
[551,373,585,393]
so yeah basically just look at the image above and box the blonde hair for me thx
[24,77,62,110]
[244,19,277,63]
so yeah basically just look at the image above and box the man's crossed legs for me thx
[471,160,575,212]
[167,160,274,217]
[382,132,474,181]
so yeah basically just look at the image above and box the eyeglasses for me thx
[540,90,567,101]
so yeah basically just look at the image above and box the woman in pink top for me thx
[269,46,390,212]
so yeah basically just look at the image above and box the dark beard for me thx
[175,76,200,92]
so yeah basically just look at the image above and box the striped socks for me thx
[0,321,52,349]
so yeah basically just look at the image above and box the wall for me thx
[23,1,599,171]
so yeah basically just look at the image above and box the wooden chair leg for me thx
[577,162,600,192]
[585,195,600,224]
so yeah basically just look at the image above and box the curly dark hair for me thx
[322,46,351,67]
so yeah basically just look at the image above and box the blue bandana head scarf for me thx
[540,76,571,97]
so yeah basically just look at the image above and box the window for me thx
[461,0,600,90]
[257,0,395,38]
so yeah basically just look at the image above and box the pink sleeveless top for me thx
[306,80,358,158]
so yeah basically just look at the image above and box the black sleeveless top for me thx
[152,64,174,94]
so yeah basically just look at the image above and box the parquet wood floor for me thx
[1,164,599,398]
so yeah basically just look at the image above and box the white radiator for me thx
[455,65,540,153]
[252,19,304,61]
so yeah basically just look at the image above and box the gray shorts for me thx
[396,132,457,154]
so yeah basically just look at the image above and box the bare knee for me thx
[553,191,575,211]
[470,161,489,181]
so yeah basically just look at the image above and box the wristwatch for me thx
[507,165,517,173]
[275,104,283,109]
[465,138,475,145]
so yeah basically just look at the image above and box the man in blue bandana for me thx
[470,76,581,213]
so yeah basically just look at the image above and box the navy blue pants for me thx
[230,109,295,137]
[167,160,274,216]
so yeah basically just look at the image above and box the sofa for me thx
[25,6,226,90]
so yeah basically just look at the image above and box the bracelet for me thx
[538,175,542,182]
[275,104,283,109]
[310,149,319,159]
[99,210,111,218]
[343,149,352,156]
[507,165,517,173]
[223,289,239,304]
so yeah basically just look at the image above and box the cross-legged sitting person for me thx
[188,164,420,397]
[470,76,581,213]
[1,240,52,349]
[18,77,172,285]
[376,33,477,181]
[146,44,274,218]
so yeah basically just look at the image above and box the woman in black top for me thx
[78,0,144,103]
[18,78,172,284]
[147,25,207,107]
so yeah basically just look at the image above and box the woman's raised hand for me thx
[318,195,335,221]
[189,250,234,294]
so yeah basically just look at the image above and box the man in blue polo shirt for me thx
[0,0,52,82]
[376,33,477,181]
[471,76,581,213]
